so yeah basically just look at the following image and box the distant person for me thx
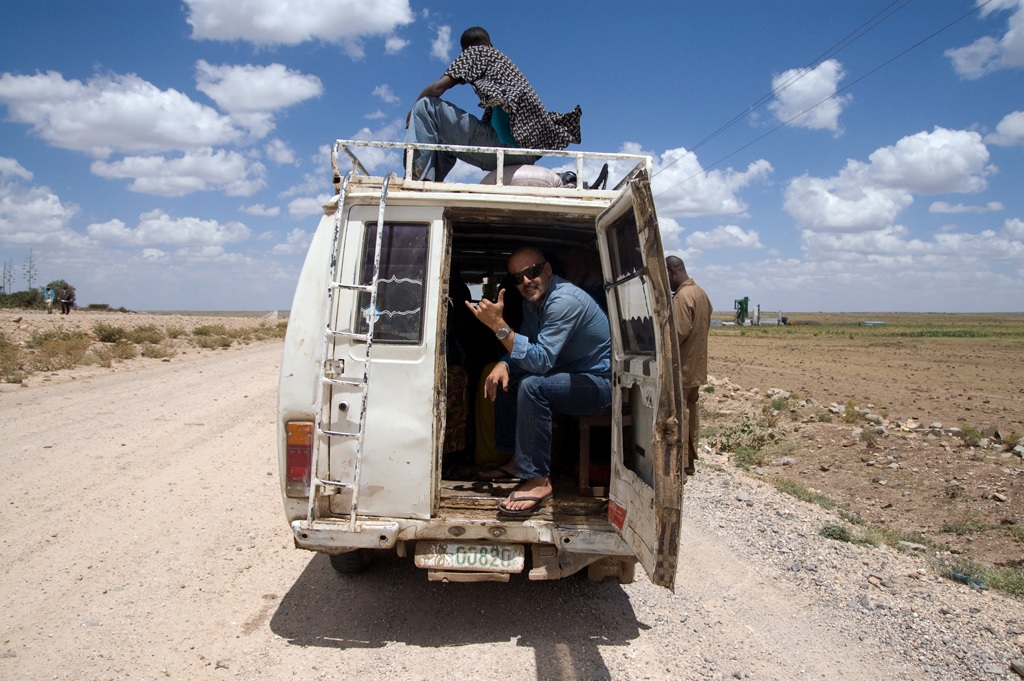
[666,256,712,476]
[58,285,74,315]
[44,286,55,314]
[405,26,582,181]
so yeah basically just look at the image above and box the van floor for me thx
[438,476,609,523]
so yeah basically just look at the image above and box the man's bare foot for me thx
[498,476,553,515]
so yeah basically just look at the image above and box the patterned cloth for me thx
[445,45,582,150]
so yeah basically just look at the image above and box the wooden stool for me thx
[578,413,631,496]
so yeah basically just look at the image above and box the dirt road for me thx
[1,342,1020,680]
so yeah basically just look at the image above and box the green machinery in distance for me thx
[734,296,749,325]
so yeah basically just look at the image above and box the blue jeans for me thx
[495,372,612,479]
[406,97,539,181]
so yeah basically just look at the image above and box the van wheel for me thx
[329,550,370,574]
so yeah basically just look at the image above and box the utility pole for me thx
[1,259,13,295]
[24,248,38,290]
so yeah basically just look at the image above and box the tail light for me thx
[285,421,314,497]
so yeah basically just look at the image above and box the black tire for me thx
[328,550,369,574]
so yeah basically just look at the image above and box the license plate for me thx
[414,542,524,573]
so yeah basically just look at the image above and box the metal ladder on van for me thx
[307,172,393,532]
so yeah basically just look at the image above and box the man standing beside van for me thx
[466,246,611,516]
[666,256,712,476]
[406,26,582,182]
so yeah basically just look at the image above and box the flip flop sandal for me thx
[497,491,553,517]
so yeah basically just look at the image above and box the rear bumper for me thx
[290,516,632,556]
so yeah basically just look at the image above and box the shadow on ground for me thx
[270,552,643,679]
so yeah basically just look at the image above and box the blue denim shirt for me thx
[504,275,611,378]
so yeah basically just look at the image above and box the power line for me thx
[652,0,993,200]
[653,0,914,180]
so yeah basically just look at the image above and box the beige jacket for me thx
[671,278,712,387]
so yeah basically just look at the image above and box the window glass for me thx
[358,223,428,343]
[605,210,655,354]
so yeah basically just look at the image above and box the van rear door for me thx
[596,169,684,590]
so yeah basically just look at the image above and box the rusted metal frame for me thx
[431,220,453,515]
[629,170,684,591]
[333,139,651,190]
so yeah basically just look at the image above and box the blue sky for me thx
[1,0,1022,312]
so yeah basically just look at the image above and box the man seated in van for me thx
[405,26,582,182]
[465,246,611,516]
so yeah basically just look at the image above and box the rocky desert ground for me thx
[0,309,1021,680]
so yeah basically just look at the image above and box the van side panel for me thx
[278,206,338,522]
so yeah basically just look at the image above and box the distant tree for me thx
[46,279,71,296]
[23,249,37,290]
[1,259,13,295]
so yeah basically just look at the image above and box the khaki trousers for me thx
[683,386,700,474]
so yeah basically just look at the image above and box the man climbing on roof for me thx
[405,26,582,182]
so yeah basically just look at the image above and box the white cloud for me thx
[86,209,251,247]
[985,110,1024,145]
[431,25,452,62]
[802,223,1024,262]
[946,0,1024,79]
[265,139,296,165]
[784,127,994,232]
[0,71,244,158]
[195,60,322,114]
[240,203,280,217]
[0,157,33,181]
[686,225,764,250]
[288,195,334,219]
[929,200,1004,214]
[866,127,991,194]
[272,227,313,254]
[364,110,387,120]
[0,171,80,246]
[1005,217,1024,238]
[768,59,851,133]
[185,0,415,55]
[785,175,912,232]
[91,148,267,197]
[372,84,400,104]
[648,144,773,218]
[385,35,409,54]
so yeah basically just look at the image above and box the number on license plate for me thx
[414,542,525,573]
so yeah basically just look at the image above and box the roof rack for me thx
[330,139,651,192]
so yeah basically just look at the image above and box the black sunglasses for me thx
[507,262,546,284]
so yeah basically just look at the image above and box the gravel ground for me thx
[678,446,1024,680]
[0,333,1022,680]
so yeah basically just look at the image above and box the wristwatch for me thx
[495,326,512,340]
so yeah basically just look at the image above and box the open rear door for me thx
[596,169,685,590]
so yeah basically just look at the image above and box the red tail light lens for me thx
[285,421,313,497]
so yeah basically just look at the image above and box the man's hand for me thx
[483,362,510,400]
[464,288,506,332]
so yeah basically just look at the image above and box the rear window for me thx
[358,222,428,343]
[604,210,655,354]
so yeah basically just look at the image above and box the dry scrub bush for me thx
[89,340,138,367]
[26,328,92,371]
[126,325,165,344]
[0,333,28,383]
[194,334,233,349]
[93,322,128,343]
[140,342,177,359]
